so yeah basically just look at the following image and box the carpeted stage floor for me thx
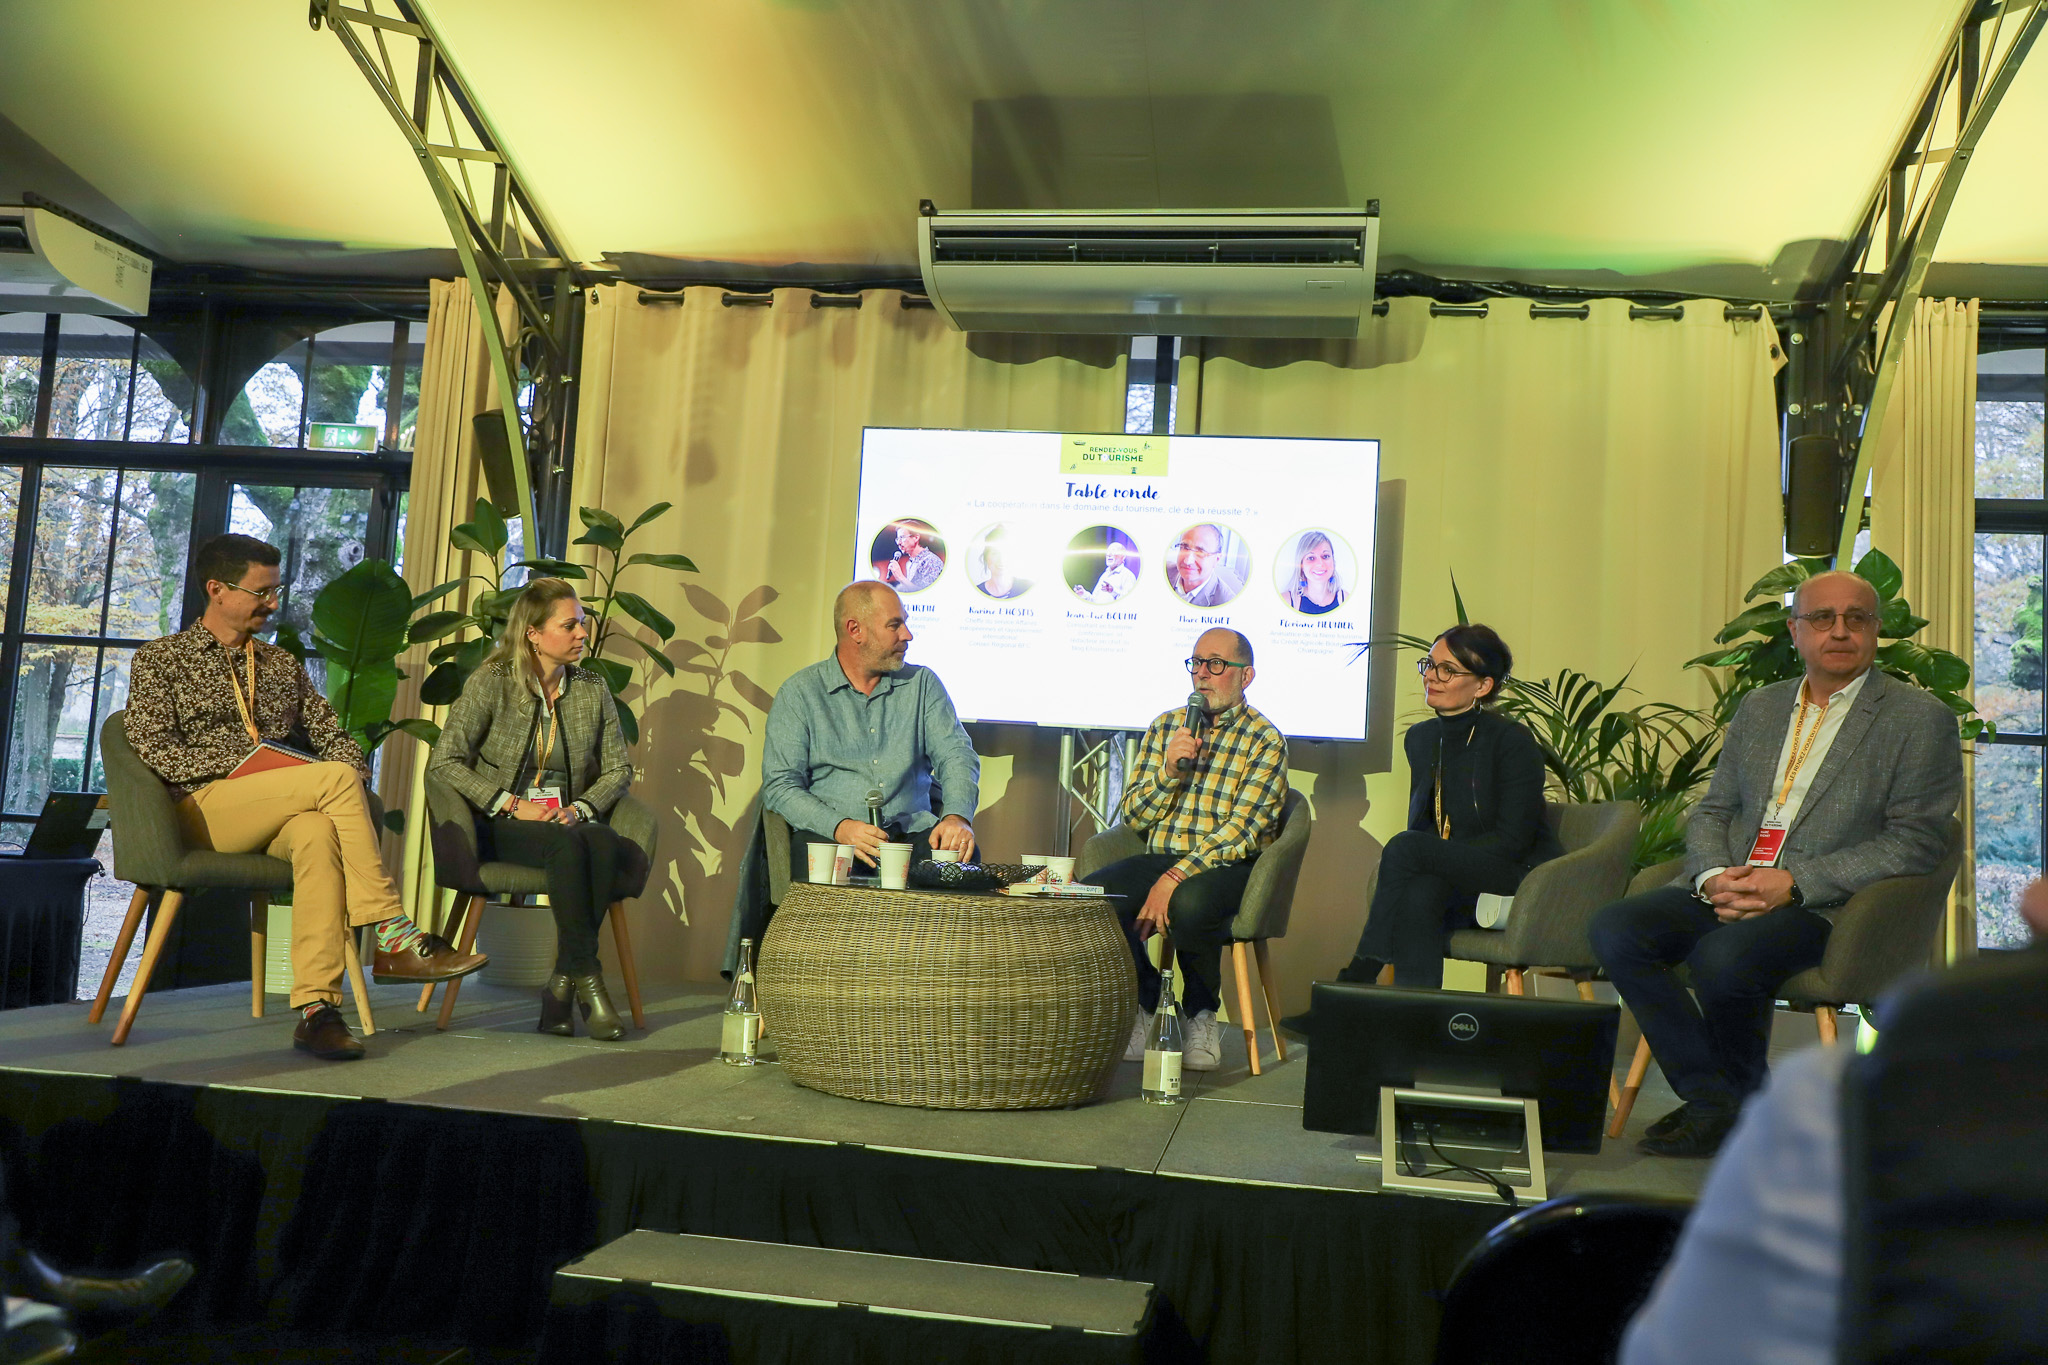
[0,977,1749,1364]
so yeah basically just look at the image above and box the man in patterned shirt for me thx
[1080,628,1289,1070]
[124,534,485,1061]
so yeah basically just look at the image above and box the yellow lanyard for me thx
[224,641,261,745]
[1434,719,1476,840]
[533,690,560,777]
[1774,682,1830,814]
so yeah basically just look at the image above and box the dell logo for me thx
[1447,1013,1480,1043]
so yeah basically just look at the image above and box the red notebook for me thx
[227,740,318,780]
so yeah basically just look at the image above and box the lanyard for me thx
[1774,682,1830,814]
[1433,719,1476,840]
[533,690,560,776]
[224,641,261,745]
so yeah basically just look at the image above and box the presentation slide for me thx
[853,428,1379,741]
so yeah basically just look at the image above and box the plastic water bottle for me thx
[721,937,762,1066]
[1141,968,1184,1105]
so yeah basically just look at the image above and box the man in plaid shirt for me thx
[1082,628,1288,1070]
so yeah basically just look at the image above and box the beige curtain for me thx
[378,278,515,932]
[571,285,1127,982]
[1869,296,1979,959]
[1196,297,1786,1004]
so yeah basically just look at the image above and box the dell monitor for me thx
[1301,982,1619,1154]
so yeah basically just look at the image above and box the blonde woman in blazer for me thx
[427,579,635,1039]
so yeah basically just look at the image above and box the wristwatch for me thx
[1785,879,1805,909]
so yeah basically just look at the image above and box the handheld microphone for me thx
[1176,691,1205,772]
[865,786,885,829]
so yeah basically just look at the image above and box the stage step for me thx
[543,1229,1157,1363]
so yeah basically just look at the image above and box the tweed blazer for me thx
[427,660,632,819]
[1682,669,1963,910]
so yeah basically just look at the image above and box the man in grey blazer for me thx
[1591,571,1964,1158]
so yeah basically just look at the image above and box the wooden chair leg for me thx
[342,928,376,1036]
[434,893,487,1031]
[1815,1005,1839,1046]
[111,891,185,1047]
[1252,939,1287,1064]
[419,892,481,1015]
[1229,941,1262,1076]
[1574,980,1599,1003]
[90,886,152,1025]
[1504,967,1526,996]
[1608,1034,1653,1139]
[250,894,269,1018]
[608,902,644,1030]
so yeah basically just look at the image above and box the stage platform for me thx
[0,977,1720,1364]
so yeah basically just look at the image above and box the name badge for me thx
[1747,819,1788,867]
[524,786,563,810]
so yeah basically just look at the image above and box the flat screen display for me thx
[852,427,1378,739]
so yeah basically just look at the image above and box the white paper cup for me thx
[877,842,913,890]
[807,843,837,883]
[1044,855,1076,885]
[834,845,856,885]
[1020,854,1050,868]
[928,849,963,864]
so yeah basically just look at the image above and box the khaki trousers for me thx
[175,762,402,1009]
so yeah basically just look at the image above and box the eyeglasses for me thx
[1172,542,1216,560]
[1416,657,1475,681]
[1792,607,1878,633]
[217,581,283,606]
[1186,656,1249,676]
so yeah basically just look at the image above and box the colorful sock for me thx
[300,1001,329,1021]
[374,914,427,955]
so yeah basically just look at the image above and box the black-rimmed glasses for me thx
[1416,657,1474,681]
[1186,656,1248,676]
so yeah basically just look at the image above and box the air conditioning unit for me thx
[0,204,153,316]
[916,206,1377,338]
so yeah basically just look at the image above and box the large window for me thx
[222,320,421,452]
[1972,332,2047,951]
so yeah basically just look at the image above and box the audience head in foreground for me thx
[426,577,637,1041]
[1591,566,1963,1157]
[1080,627,1289,1072]
[758,580,980,879]
[122,534,486,1062]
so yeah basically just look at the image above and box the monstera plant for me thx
[1687,549,1990,741]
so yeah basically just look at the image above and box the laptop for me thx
[19,791,111,860]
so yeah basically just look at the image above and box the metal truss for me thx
[1057,731,1137,852]
[1789,0,2047,562]
[310,0,585,551]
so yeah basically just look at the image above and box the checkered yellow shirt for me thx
[1121,701,1289,878]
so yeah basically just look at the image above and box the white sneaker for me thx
[1124,1008,1154,1062]
[1184,1010,1223,1071]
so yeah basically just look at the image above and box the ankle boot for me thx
[572,973,625,1041]
[538,974,575,1036]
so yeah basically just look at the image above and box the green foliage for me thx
[310,560,439,753]
[2011,578,2043,692]
[1685,548,1990,741]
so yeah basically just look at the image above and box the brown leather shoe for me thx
[373,932,488,984]
[293,1004,365,1060]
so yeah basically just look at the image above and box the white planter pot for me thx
[476,901,557,987]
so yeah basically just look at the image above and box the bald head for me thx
[1792,570,1879,616]
[834,580,901,642]
[835,579,913,686]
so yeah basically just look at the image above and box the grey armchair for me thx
[89,710,378,1045]
[418,772,659,1030]
[1606,817,1964,1137]
[1076,788,1313,1075]
[1441,801,1642,996]
[764,809,794,906]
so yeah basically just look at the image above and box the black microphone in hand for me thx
[865,787,885,830]
[1176,691,1205,772]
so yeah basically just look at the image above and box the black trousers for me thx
[488,816,629,975]
[1589,885,1833,1112]
[785,824,937,887]
[1081,852,1257,1016]
[1350,830,1528,989]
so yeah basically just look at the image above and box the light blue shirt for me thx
[1621,1042,1848,1365]
[760,656,979,841]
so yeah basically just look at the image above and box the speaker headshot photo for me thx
[968,523,1032,600]
[1065,525,1141,604]
[1166,522,1249,609]
[868,518,946,594]
[1274,528,1355,617]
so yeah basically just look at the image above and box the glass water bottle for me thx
[1141,968,1185,1105]
[721,937,762,1066]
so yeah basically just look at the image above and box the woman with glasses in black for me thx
[1334,623,1561,989]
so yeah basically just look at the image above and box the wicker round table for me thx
[757,881,1138,1110]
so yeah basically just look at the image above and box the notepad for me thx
[227,740,318,780]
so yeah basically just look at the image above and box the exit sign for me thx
[308,422,380,452]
